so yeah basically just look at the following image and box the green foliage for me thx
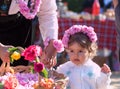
[0,83,4,89]
[62,0,84,13]
[8,47,19,53]
[40,68,48,78]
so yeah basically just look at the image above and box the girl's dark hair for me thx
[68,32,98,58]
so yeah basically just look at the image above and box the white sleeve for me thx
[96,72,111,89]
[56,62,71,75]
[56,64,66,74]
[37,0,58,41]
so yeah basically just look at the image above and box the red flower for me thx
[4,75,19,89]
[34,62,44,72]
[22,45,42,62]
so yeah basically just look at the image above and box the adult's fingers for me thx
[16,46,24,52]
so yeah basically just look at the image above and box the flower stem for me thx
[36,56,40,63]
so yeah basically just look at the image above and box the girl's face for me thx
[67,42,90,65]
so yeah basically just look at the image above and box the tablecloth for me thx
[58,18,117,51]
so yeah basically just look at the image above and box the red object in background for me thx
[92,0,100,16]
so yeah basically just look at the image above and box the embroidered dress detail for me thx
[87,71,94,78]
[18,0,41,19]
[66,71,71,75]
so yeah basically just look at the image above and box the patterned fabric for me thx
[0,0,11,16]
[58,18,117,51]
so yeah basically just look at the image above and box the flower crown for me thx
[62,25,97,48]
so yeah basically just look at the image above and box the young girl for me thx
[56,25,111,89]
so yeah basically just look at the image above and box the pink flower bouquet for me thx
[0,45,68,89]
[21,45,48,77]
[21,45,68,89]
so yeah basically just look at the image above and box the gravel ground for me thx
[110,72,120,89]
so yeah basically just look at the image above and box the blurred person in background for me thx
[99,0,113,13]
[0,0,58,68]
[82,0,94,14]
[61,0,113,14]
[112,0,120,64]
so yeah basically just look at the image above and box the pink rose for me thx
[53,40,64,53]
[34,62,44,72]
[22,45,42,62]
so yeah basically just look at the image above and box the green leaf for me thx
[41,68,48,78]
[10,58,14,64]
[8,47,18,53]
[0,83,4,89]
[30,66,34,73]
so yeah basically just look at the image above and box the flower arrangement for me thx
[34,77,54,89]
[0,73,19,89]
[33,70,69,89]
[0,72,39,89]
[0,69,69,89]
[21,45,48,78]
[21,45,68,89]
[0,45,68,89]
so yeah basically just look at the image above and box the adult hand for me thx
[16,46,24,53]
[0,44,14,62]
[41,40,57,69]
[0,62,6,75]
[113,0,118,8]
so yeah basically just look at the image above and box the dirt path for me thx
[110,72,120,89]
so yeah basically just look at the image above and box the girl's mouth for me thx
[74,59,80,61]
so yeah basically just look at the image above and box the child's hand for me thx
[101,64,111,73]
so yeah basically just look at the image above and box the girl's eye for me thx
[70,50,73,52]
[79,50,85,54]
[79,51,83,53]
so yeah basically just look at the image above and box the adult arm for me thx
[112,0,118,8]
[37,0,58,68]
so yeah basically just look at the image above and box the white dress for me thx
[56,60,111,89]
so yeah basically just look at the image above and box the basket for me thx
[0,64,68,89]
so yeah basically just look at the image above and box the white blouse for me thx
[56,60,111,89]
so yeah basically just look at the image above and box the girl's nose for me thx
[74,53,79,58]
